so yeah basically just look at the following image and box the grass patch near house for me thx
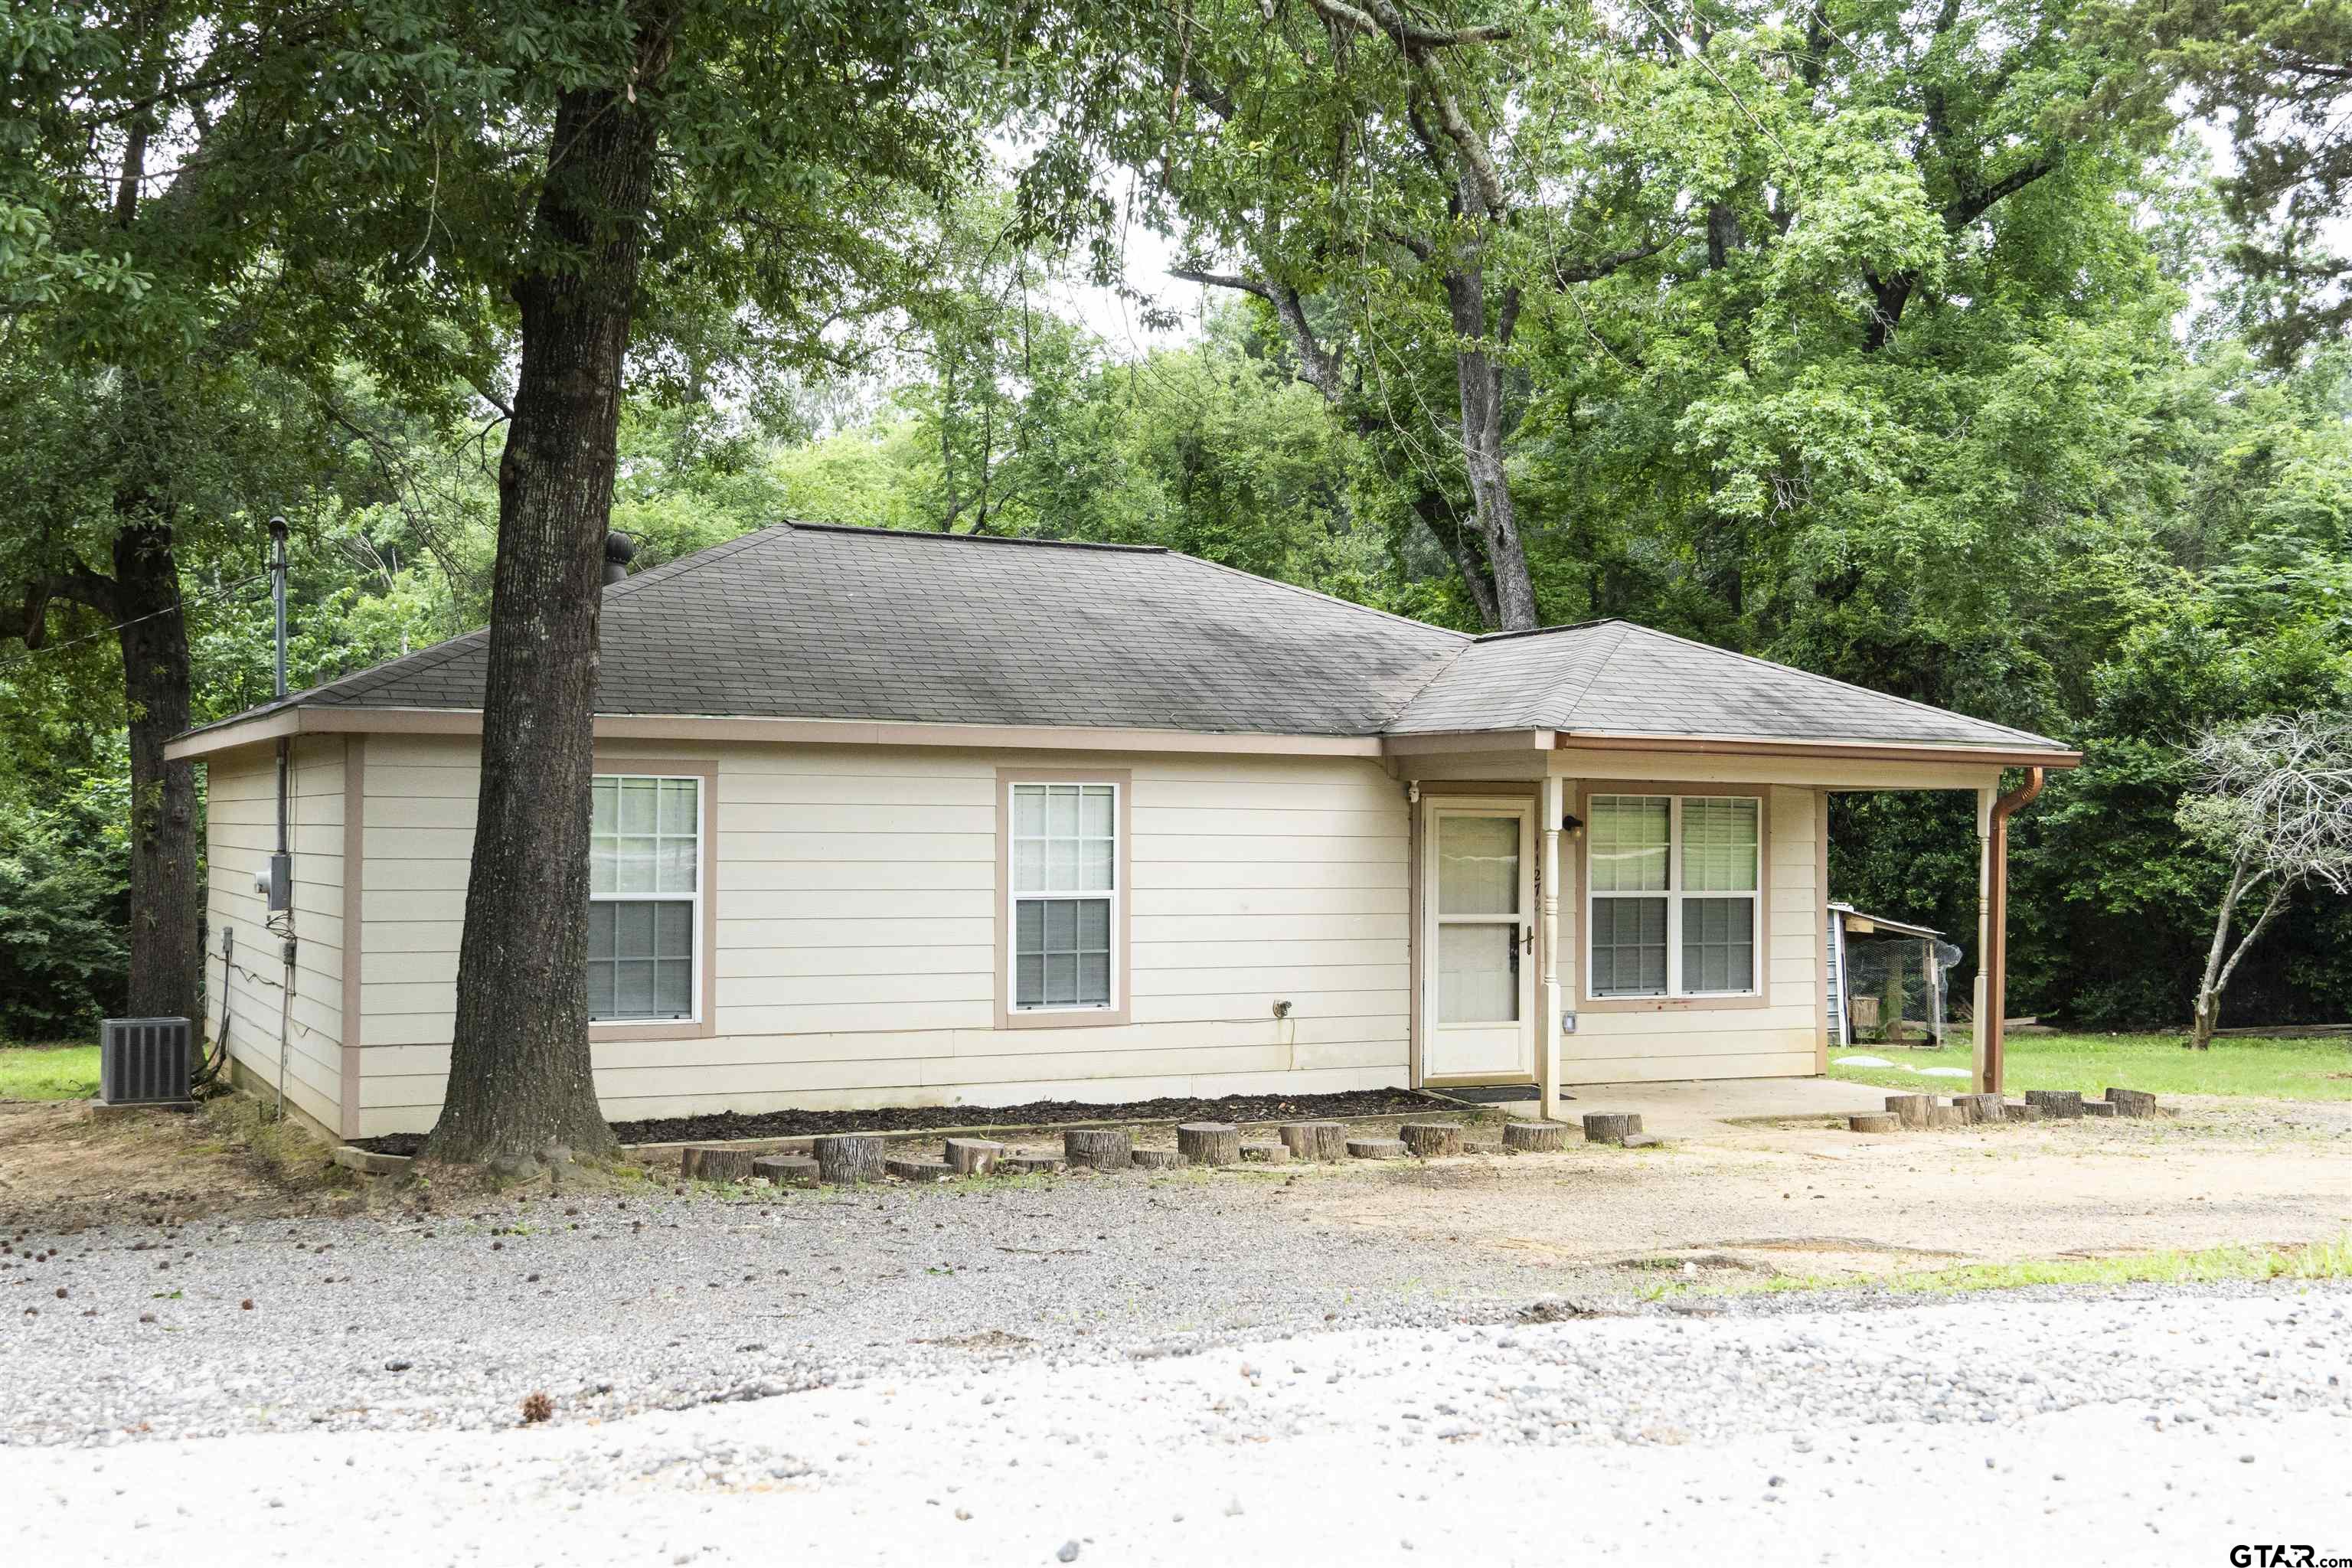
[1727,1235,2352,1297]
[1826,1031,2352,1102]
[0,1042,100,1100]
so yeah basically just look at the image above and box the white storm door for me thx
[1423,800,1537,1082]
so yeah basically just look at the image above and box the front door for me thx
[1421,799,1537,1083]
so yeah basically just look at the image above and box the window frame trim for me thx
[996,767,1132,1030]
[1576,782,1772,1014]
[586,756,719,1041]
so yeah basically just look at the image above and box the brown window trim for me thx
[1574,779,1772,1014]
[995,766,1133,1031]
[586,753,719,1042]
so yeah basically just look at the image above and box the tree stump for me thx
[2024,1089,2085,1120]
[942,1138,1005,1175]
[2082,1099,2118,1117]
[1927,1106,1965,1129]
[884,1156,952,1183]
[1955,1093,2005,1125]
[1346,1137,1406,1159]
[2106,1087,2159,1119]
[682,1147,755,1183]
[1003,1150,1065,1174]
[1501,1121,1570,1152]
[1848,1113,1898,1134]
[1622,1132,1662,1148]
[1130,1148,1185,1170]
[1279,1122,1346,1161]
[814,1133,886,1185]
[1397,1122,1464,1158]
[2005,1101,2042,1122]
[1582,1112,1642,1146]
[1240,1142,1289,1162]
[1177,1122,1242,1166]
[752,1155,817,1186]
[1063,1128,1132,1172]
[1884,1094,1936,1129]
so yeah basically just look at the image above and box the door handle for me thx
[1521,926,1535,953]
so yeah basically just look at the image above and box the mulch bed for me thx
[353,1086,1446,1158]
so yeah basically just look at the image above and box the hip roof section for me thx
[177,521,2073,757]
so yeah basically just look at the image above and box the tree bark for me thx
[426,15,677,1165]
[1397,1121,1463,1158]
[1442,267,1537,631]
[112,518,201,1024]
[2189,862,2288,1051]
[1176,1122,1241,1166]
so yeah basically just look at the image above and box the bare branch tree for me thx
[2177,713,2352,1049]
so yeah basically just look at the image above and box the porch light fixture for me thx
[1561,812,1583,835]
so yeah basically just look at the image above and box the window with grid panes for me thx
[1009,782,1117,1011]
[586,775,701,1021]
[1586,793,1759,998]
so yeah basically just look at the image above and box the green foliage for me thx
[0,755,131,1037]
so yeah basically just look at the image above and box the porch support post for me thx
[1973,787,1996,1094]
[1540,776,1563,1119]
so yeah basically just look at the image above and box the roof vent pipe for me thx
[603,530,636,585]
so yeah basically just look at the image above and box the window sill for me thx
[1579,992,1769,1014]
[995,1005,1130,1031]
[589,1017,716,1041]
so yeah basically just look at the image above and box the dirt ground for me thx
[5,1086,2348,1282]
[0,1099,342,1231]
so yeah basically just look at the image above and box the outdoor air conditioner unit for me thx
[100,1017,194,1106]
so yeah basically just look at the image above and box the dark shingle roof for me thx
[183,524,2071,754]
[1385,620,2069,751]
[201,523,1467,737]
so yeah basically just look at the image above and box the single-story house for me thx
[168,522,2079,1140]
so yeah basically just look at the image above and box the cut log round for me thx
[1002,1151,1065,1174]
[1884,1094,1936,1129]
[751,1155,817,1186]
[1239,1142,1289,1163]
[1129,1148,1185,1171]
[683,1147,756,1184]
[1345,1137,1406,1159]
[1176,1122,1243,1167]
[1279,1122,1347,1161]
[2082,1099,2118,1118]
[1955,1093,2005,1125]
[814,1133,887,1186]
[2106,1087,2159,1119]
[2005,1101,2042,1122]
[2024,1089,2085,1120]
[942,1138,1005,1176]
[1063,1128,1132,1172]
[1501,1121,1570,1152]
[1582,1112,1642,1146]
[1397,1122,1464,1158]
[884,1156,952,1183]
[1927,1106,1965,1129]
[1622,1132,1663,1148]
[1848,1114,1899,1134]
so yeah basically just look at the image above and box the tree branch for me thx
[1168,266,1273,301]
[1300,0,1510,49]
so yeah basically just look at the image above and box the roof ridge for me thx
[1472,617,1621,643]
[1542,619,1635,731]
[785,520,1166,554]
[1594,623,2066,749]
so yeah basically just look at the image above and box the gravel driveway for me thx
[6,1285,2349,1566]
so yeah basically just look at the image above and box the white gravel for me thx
[7,1290,2350,1565]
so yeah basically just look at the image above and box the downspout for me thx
[1978,766,2046,1096]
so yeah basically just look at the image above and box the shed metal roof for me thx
[178,521,2074,756]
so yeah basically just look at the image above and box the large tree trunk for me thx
[113,518,201,1024]
[1442,267,1537,631]
[425,22,675,1165]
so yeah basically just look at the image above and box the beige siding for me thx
[1557,783,1822,1084]
[350,737,1413,1135]
[203,737,345,1129]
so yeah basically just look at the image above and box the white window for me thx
[1587,793,1759,998]
[587,774,702,1022]
[1009,781,1117,1011]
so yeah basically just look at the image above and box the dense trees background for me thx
[5,0,2350,1044]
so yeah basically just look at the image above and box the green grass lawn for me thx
[0,1043,102,1100]
[1827,1031,2352,1100]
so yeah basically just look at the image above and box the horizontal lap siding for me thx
[353,740,1410,1135]
[1560,783,1822,1086]
[204,740,344,1129]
